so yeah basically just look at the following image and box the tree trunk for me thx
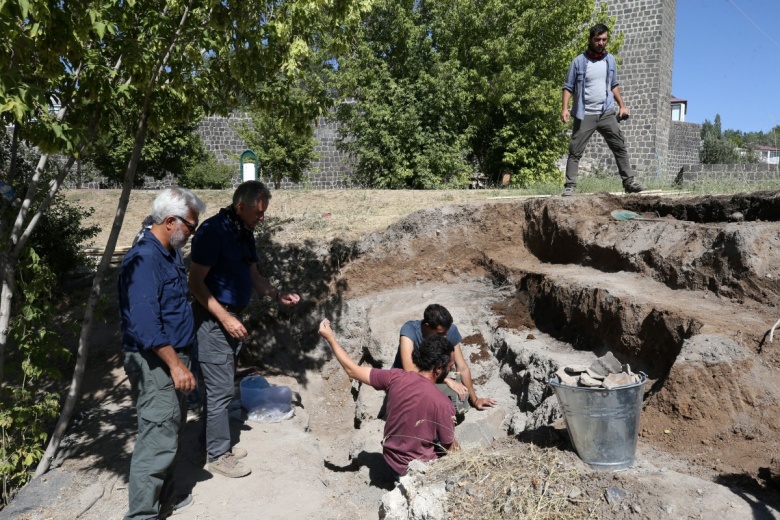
[34,0,194,477]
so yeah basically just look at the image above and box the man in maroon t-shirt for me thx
[318,318,459,476]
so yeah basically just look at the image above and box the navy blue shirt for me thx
[118,230,194,352]
[392,320,463,369]
[190,208,259,308]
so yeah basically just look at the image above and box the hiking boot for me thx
[623,179,645,193]
[208,452,251,478]
[171,494,193,516]
[561,185,576,196]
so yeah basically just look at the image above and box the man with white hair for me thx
[119,187,205,520]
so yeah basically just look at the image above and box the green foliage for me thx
[89,109,210,185]
[30,195,100,288]
[0,132,99,290]
[700,113,758,164]
[330,0,603,188]
[178,159,235,190]
[0,248,70,503]
[236,103,320,189]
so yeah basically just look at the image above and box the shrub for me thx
[31,194,100,288]
[178,160,235,189]
[0,249,70,505]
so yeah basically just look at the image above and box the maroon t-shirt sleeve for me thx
[369,367,394,390]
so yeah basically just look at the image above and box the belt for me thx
[220,302,245,314]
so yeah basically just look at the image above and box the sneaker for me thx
[208,452,251,478]
[561,185,576,196]
[623,179,645,193]
[231,446,248,459]
[171,494,193,516]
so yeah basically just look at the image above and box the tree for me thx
[1,0,370,490]
[235,87,321,189]
[700,114,757,164]
[330,0,605,188]
[89,107,209,186]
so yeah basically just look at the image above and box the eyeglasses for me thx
[175,215,198,233]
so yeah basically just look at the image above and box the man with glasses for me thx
[119,187,206,519]
[188,180,300,478]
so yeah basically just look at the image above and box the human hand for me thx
[618,106,630,121]
[171,365,196,393]
[560,109,570,124]
[471,397,498,410]
[444,377,469,400]
[223,314,248,340]
[318,318,335,341]
[278,292,300,306]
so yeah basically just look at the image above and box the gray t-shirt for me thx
[584,59,608,115]
[392,320,463,369]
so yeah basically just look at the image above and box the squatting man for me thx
[392,303,497,414]
[318,318,460,477]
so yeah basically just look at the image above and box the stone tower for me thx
[580,0,677,180]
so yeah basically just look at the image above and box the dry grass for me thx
[426,438,599,520]
[64,188,533,250]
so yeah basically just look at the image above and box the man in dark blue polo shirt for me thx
[189,180,300,478]
[119,187,205,520]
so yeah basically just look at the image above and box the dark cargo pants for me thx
[123,348,189,520]
[564,109,635,187]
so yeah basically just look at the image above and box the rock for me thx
[555,367,578,386]
[579,373,602,387]
[379,487,409,520]
[602,372,633,389]
[587,359,610,377]
[605,486,627,505]
[407,460,429,475]
[410,482,447,520]
[728,212,744,222]
[586,368,606,380]
[568,486,582,499]
[597,352,623,374]
[564,364,589,374]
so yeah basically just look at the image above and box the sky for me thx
[673,0,780,133]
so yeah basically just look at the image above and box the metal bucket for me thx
[549,374,646,471]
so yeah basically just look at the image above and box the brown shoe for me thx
[208,452,251,478]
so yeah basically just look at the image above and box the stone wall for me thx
[195,114,353,189]
[571,0,677,181]
[667,121,701,177]
[676,163,780,184]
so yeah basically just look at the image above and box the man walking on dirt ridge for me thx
[560,23,645,197]
[189,180,300,478]
[119,187,205,519]
[392,304,497,413]
[319,318,460,477]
